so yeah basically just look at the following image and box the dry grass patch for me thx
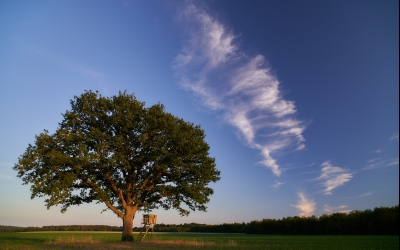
[46,236,100,245]
[143,239,216,247]
[141,239,240,248]
[226,240,238,246]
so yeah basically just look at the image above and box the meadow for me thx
[0,232,398,250]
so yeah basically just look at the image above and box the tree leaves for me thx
[14,90,220,219]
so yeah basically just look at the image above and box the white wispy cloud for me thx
[324,204,351,214]
[0,173,13,180]
[363,157,399,170]
[173,2,306,176]
[386,158,399,167]
[367,158,380,163]
[174,3,237,69]
[363,161,381,170]
[291,193,316,217]
[390,132,399,140]
[0,162,13,168]
[271,180,286,189]
[344,192,372,199]
[0,162,14,180]
[316,161,353,195]
[19,41,109,94]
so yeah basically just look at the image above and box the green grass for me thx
[0,232,398,249]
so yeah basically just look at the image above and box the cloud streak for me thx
[316,161,353,195]
[271,180,286,189]
[0,173,13,180]
[291,193,316,217]
[324,204,351,214]
[19,41,109,94]
[363,157,399,170]
[173,2,305,176]
[344,192,372,199]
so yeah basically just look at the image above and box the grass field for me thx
[0,232,398,250]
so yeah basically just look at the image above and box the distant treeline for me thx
[0,225,122,233]
[246,205,399,235]
[2,205,398,235]
[147,222,247,233]
[152,205,399,235]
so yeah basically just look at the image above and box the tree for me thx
[14,91,220,241]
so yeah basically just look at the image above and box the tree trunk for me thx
[121,210,135,241]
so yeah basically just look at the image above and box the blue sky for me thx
[0,0,398,227]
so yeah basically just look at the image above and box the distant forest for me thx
[0,225,122,233]
[1,205,398,235]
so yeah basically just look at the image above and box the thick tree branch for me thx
[104,200,124,218]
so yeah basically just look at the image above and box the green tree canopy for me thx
[14,91,220,241]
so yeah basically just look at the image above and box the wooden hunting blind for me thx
[137,214,157,241]
[142,214,157,225]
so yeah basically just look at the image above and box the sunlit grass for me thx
[0,232,398,249]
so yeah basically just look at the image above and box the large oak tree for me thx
[14,91,220,241]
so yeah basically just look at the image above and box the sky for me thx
[0,0,398,227]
